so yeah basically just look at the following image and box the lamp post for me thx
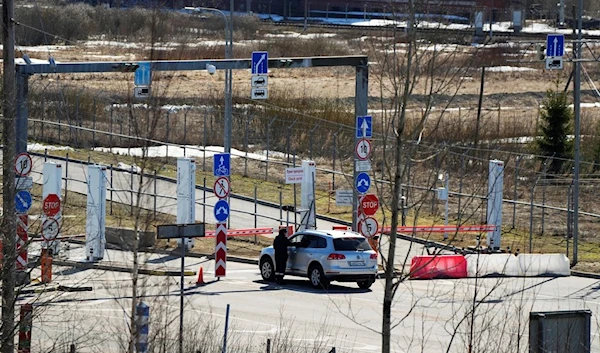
[193,6,233,154]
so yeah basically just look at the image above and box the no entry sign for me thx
[360,194,379,216]
[43,194,61,217]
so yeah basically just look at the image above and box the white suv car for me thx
[259,229,378,289]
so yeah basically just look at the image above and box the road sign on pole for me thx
[356,115,373,138]
[360,194,380,216]
[546,34,565,57]
[42,217,59,241]
[134,62,152,86]
[251,51,268,74]
[355,172,371,194]
[213,153,231,177]
[214,199,230,222]
[15,190,32,214]
[355,138,372,160]
[43,194,61,217]
[15,152,32,177]
[213,177,231,199]
[359,217,379,238]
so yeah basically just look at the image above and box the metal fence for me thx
[24,83,600,262]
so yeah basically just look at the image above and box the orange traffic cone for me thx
[196,267,205,285]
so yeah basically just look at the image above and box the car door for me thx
[287,233,305,273]
[294,234,325,275]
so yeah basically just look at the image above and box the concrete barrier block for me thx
[465,254,520,277]
[517,254,570,277]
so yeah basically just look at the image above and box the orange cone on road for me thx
[196,267,205,285]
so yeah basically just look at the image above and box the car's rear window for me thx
[333,237,371,251]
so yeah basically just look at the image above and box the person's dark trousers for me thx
[275,253,287,283]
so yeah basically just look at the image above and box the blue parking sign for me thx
[214,153,230,177]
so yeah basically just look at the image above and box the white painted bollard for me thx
[299,160,316,230]
[177,158,196,249]
[86,165,106,261]
[487,160,504,250]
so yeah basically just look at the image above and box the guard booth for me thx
[530,310,591,353]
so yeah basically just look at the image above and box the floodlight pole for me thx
[192,6,233,154]
[572,0,583,266]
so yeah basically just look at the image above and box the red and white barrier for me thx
[381,225,496,234]
[205,227,276,237]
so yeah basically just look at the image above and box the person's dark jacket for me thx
[274,232,292,254]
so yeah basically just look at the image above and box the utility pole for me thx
[2,0,17,350]
[224,0,234,154]
[572,0,583,266]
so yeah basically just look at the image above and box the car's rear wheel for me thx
[308,264,329,289]
[260,256,275,282]
[357,278,374,289]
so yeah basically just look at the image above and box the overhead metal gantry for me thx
[14,55,369,231]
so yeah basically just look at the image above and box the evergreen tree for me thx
[536,89,573,173]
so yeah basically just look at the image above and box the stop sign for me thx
[43,194,61,217]
[360,194,379,216]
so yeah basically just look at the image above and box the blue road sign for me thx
[546,34,565,57]
[214,199,230,222]
[355,172,371,194]
[213,153,231,177]
[356,116,373,138]
[134,62,152,86]
[15,190,32,213]
[251,51,268,75]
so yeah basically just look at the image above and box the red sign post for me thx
[360,194,379,216]
[43,194,61,217]
[215,223,227,277]
[16,215,28,271]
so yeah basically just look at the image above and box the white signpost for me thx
[42,162,62,254]
[299,160,316,231]
[177,158,196,249]
[487,160,504,250]
[359,217,379,238]
[86,165,106,261]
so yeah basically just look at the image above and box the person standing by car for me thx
[273,228,292,284]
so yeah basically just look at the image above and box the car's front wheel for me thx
[260,256,275,282]
[308,264,329,289]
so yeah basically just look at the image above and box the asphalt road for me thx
[22,242,600,353]
[17,152,600,352]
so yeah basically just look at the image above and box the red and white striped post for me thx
[16,215,28,271]
[215,223,227,277]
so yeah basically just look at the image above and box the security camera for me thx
[23,54,32,66]
[206,64,216,75]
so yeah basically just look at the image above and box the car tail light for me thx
[327,253,346,260]
[370,253,377,259]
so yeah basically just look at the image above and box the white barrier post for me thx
[42,162,62,254]
[177,158,196,249]
[487,160,504,250]
[300,160,316,230]
[86,165,106,261]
